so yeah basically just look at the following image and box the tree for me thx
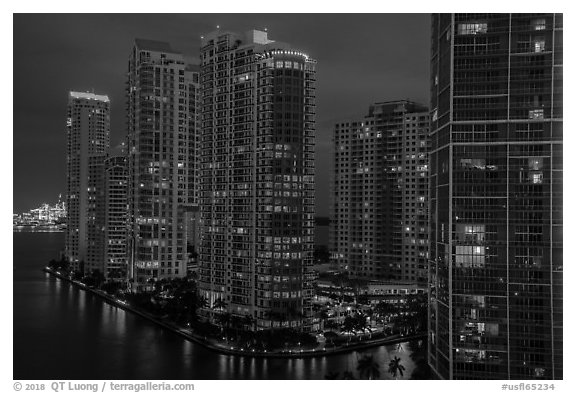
[354,313,371,338]
[388,356,406,379]
[375,301,396,317]
[356,355,381,380]
[324,319,339,331]
[48,256,69,271]
[196,295,209,310]
[217,312,232,341]
[341,316,357,342]
[318,309,329,329]
[212,297,227,312]
[243,314,255,331]
[324,331,339,346]
[229,314,245,340]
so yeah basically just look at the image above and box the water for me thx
[14,232,420,380]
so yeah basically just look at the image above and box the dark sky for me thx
[13,13,430,216]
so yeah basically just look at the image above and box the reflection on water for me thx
[14,233,419,380]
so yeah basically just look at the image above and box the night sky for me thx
[13,13,430,216]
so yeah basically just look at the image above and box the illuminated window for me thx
[533,38,546,52]
[531,18,546,31]
[528,157,543,170]
[460,158,486,170]
[529,109,544,119]
[530,172,543,184]
[455,245,486,268]
[457,23,488,35]
[457,224,485,244]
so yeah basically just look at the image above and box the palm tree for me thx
[324,331,339,347]
[388,356,406,379]
[217,312,232,342]
[212,297,227,312]
[243,314,255,331]
[341,316,356,343]
[195,295,209,310]
[354,314,371,339]
[356,355,381,380]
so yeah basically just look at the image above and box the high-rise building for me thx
[65,91,110,274]
[104,151,128,279]
[428,14,562,379]
[126,39,200,288]
[183,64,202,276]
[330,101,429,284]
[198,30,316,331]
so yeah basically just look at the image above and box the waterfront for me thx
[14,232,420,380]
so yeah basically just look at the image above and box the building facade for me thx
[126,39,199,288]
[330,101,429,284]
[104,153,128,279]
[198,30,316,330]
[65,91,110,274]
[428,14,562,379]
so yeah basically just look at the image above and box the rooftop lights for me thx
[70,91,110,103]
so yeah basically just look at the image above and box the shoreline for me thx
[43,267,426,359]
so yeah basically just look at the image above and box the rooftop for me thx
[368,100,428,116]
[69,91,110,103]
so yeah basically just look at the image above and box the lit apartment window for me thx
[528,157,544,170]
[530,172,543,184]
[455,245,486,268]
[457,23,488,35]
[531,18,546,30]
[460,158,486,170]
[529,108,544,119]
[533,37,546,52]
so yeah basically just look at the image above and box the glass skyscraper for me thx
[126,39,200,289]
[331,101,429,284]
[428,14,562,379]
[65,91,110,274]
[198,30,316,331]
